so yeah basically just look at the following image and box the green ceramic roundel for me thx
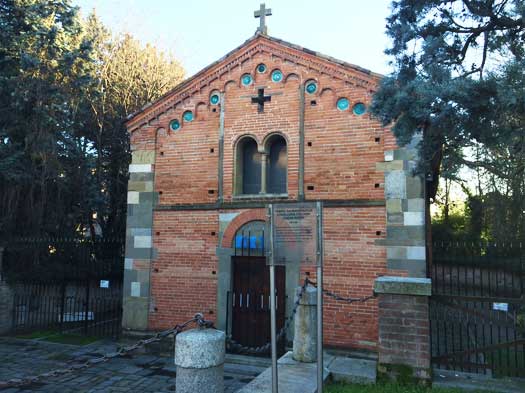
[210,94,220,105]
[169,119,180,131]
[337,97,350,111]
[271,70,283,82]
[257,63,267,73]
[306,81,317,94]
[353,102,366,115]
[241,74,253,86]
[183,111,193,122]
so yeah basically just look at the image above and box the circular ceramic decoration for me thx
[353,102,367,115]
[337,97,350,111]
[210,93,220,105]
[271,70,283,83]
[257,63,267,73]
[305,81,317,94]
[169,119,180,131]
[241,74,253,86]
[183,111,194,122]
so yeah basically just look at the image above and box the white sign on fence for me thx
[61,312,94,322]
[493,302,509,312]
[100,280,110,288]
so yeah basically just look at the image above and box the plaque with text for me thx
[270,202,318,266]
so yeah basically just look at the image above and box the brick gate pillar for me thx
[375,134,431,384]
[374,277,431,385]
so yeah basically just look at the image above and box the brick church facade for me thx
[122,32,428,354]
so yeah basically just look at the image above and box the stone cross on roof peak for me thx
[254,3,272,35]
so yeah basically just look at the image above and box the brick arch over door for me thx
[221,209,266,248]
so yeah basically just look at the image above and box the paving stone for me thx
[0,336,261,393]
[237,351,330,393]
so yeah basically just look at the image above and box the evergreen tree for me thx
[0,2,185,239]
[372,0,524,241]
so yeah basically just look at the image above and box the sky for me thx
[72,0,394,78]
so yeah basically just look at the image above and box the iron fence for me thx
[430,242,525,378]
[2,237,124,339]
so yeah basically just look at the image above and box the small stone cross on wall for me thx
[251,88,271,113]
[254,3,272,35]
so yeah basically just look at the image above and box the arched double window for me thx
[235,134,287,195]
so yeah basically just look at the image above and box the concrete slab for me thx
[329,357,376,385]
[433,369,525,393]
[237,352,331,393]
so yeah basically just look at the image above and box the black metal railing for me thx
[430,242,525,378]
[2,237,124,339]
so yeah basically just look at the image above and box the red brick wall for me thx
[149,210,219,329]
[304,207,387,350]
[377,294,431,370]
[149,206,389,351]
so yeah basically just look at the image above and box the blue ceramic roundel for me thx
[306,82,317,94]
[210,94,220,105]
[169,119,180,131]
[353,102,366,115]
[337,98,350,111]
[183,111,193,122]
[257,63,267,73]
[241,74,253,86]
[271,70,283,82]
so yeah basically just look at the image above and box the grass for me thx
[325,382,490,393]
[15,330,100,345]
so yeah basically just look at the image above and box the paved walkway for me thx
[0,337,265,393]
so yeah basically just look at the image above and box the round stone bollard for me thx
[175,328,225,393]
[292,285,317,362]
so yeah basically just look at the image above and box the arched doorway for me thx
[230,221,285,351]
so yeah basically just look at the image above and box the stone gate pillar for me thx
[375,134,431,385]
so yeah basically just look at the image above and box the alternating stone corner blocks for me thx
[376,135,426,278]
[123,149,157,331]
[374,276,432,386]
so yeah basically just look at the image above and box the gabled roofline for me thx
[126,32,384,129]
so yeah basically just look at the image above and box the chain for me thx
[0,313,213,390]
[306,278,376,304]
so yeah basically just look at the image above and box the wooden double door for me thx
[231,256,286,350]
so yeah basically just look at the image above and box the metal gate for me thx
[430,242,525,377]
[226,226,286,353]
[3,238,124,339]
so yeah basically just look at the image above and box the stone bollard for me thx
[292,285,317,362]
[175,328,225,393]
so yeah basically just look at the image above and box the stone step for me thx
[225,353,272,368]
[329,357,377,385]
[237,351,331,393]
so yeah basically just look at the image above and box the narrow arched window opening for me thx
[266,136,287,194]
[236,137,261,195]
